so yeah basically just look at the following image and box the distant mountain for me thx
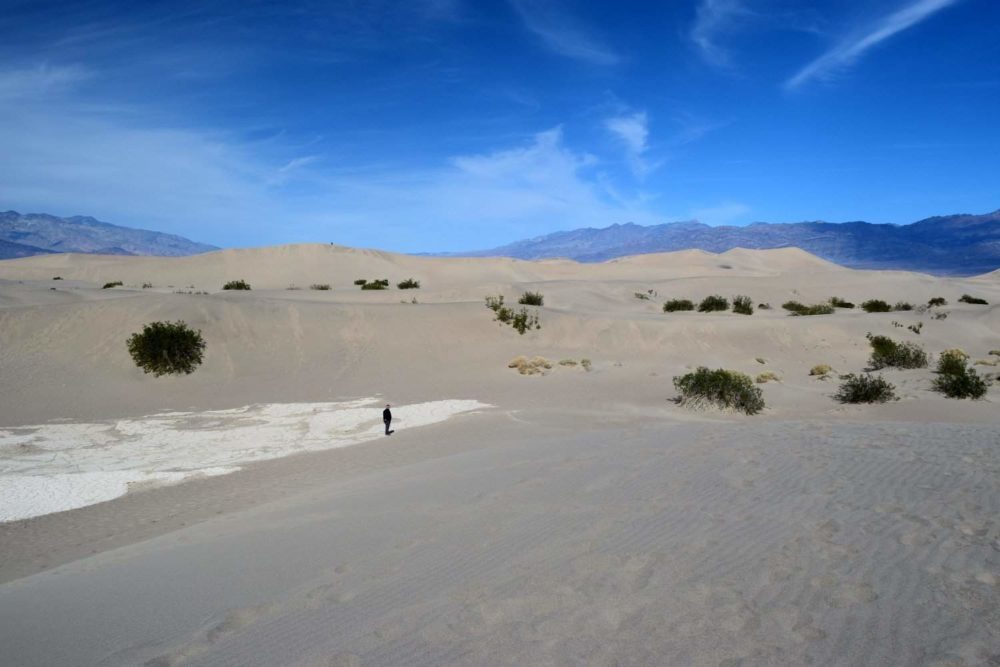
[452,210,1000,275]
[0,211,218,260]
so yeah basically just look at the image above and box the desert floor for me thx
[0,245,998,666]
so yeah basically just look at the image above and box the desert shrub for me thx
[732,295,753,315]
[663,299,694,312]
[559,359,578,366]
[672,367,764,415]
[310,284,331,290]
[518,291,544,306]
[511,307,540,335]
[360,281,386,290]
[142,282,153,289]
[580,358,592,371]
[634,292,650,300]
[975,358,998,367]
[52,276,63,280]
[834,374,896,403]
[507,356,552,375]
[927,297,947,307]
[102,281,123,289]
[222,280,251,290]
[932,311,948,320]
[126,321,206,377]
[783,301,834,316]
[810,364,832,376]
[990,350,1000,357]
[907,322,923,335]
[932,351,988,399]
[697,295,728,312]
[485,295,505,312]
[861,299,892,313]
[353,278,367,286]
[755,371,780,384]
[397,278,420,289]
[866,333,928,370]
[755,357,766,364]
[829,296,855,309]
[958,294,988,305]
[495,305,513,323]
[758,303,771,310]
[893,301,913,311]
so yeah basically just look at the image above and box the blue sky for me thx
[1,0,997,251]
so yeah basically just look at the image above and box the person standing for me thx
[383,404,393,435]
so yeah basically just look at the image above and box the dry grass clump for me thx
[634,292,650,300]
[580,358,592,371]
[927,297,947,307]
[755,357,766,364]
[558,359,578,366]
[810,364,833,377]
[673,367,764,415]
[508,356,553,375]
[310,284,331,290]
[518,291,544,306]
[755,371,780,384]
[893,301,913,311]
[102,281,123,289]
[222,280,251,290]
[989,350,1000,357]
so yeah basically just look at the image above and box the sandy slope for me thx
[0,245,998,665]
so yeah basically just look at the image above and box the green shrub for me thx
[697,295,728,312]
[958,294,988,305]
[732,295,753,315]
[353,278,367,286]
[310,284,331,290]
[866,333,928,370]
[397,278,421,289]
[834,374,896,403]
[830,297,855,308]
[893,302,913,311]
[927,297,947,307]
[360,281,387,290]
[672,367,764,415]
[861,299,892,313]
[511,307,540,335]
[485,294,505,312]
[663,299,694,312]
[126,321,206,377]
[518,291,544,306]
[783,301,834,316]
[52,276,63,280]
[141,282,153,289]
[222,280,251,290]
[102,281,123,289]
[932,350,988,399]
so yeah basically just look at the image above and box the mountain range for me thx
[451,210,1000,276]
[0,211,217,259]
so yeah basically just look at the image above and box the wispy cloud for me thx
[509,0,621,65]
[785,0,961,89]
[690,0,752,67]
[605,112,657,177]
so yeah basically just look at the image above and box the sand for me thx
[0,244,998,665]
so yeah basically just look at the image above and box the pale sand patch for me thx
[0,399,488,521]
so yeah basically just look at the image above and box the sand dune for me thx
[0,245,998,665]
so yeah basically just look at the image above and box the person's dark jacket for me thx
[383,408,392,422]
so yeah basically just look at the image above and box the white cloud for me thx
[690,0,752,67]
[509,0,621,65]
[0,63,92,101]
[785,0,961,89]
[605,112,656,177]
